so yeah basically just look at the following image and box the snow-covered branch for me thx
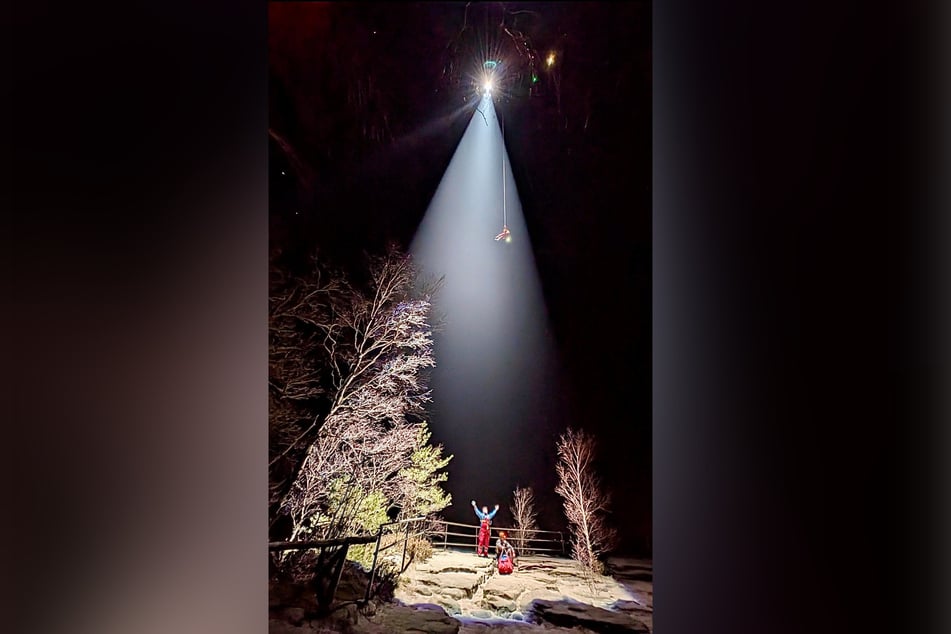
[555,428,618,573]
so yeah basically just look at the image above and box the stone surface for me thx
[394,550,653,632]
[355,603,461,634]
[604,558,653,582]
[269,618,312,634]
[530,599,650,633]
[270,550,653,633]
[283,607,307,625]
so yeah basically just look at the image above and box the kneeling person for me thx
[495,531,517,572]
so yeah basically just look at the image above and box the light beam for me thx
[410,95,559,525]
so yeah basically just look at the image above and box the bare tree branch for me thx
[510,486,539,556]
[269,245,448,540]
[555,428,618,573]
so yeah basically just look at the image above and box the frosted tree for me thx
[555,427,618,574]
[269,244,448,541]
[510,486,539,556]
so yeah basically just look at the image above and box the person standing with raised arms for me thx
[471,500,499,557]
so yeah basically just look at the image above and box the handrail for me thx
[269,535,371,613]
[268,534,377,551]
[268,514,566,612]
[268,515,429,610]
[434,519,565,535]
[426,519,566,556]
[363,516,427,603]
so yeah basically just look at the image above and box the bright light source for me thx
[483,80,493,95]
[546,52,556,67]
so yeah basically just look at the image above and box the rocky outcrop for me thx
[529,599,651,633]
[396,551,653,632]
[355,603,461,634]
[269,551,653,633]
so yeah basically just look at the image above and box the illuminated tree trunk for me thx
[555,427,617,573]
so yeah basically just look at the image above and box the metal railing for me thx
[268,515,427,612]
[363,516,426,602]
[269,534,378,613]
[269,517,566,612]
[428,519,567,556]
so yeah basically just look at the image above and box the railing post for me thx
[363,527,384,604]
[400,521,410,571]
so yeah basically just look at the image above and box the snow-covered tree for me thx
[269,244,449,541]
[555,427,618,573]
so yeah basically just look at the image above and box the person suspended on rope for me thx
[471,500,499,557]
[497,122,510,243]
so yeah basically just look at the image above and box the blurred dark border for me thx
[7,1,947,633]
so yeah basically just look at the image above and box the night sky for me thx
[268,1,651,553]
